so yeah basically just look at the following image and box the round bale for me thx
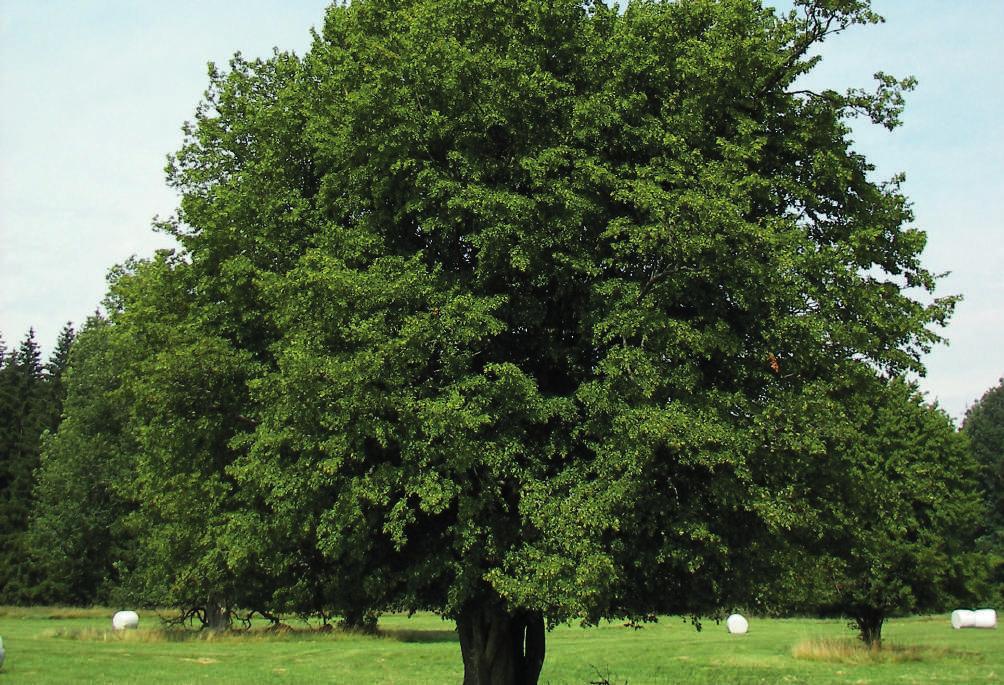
[726,613,749,635]
[972,609,997,628]
[951,609,973,629]
[952,609,996,629]
[112,610,139,630]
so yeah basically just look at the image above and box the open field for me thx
[0,608,1000,684]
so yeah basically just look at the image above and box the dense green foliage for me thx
[11,0,981,682]
[0,325,74,604]
[757,376,985,645]
[26,317,136,605]
[962,377,1004,604]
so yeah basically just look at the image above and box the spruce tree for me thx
[0,326,77,603]
[42,323,76,428]
[0,330,47,603]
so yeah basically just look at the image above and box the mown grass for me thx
[0,610,1000,683]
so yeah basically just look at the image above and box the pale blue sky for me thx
[1,1,1001,420]
[790,0,1004,421]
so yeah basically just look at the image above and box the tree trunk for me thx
[457,603,545,685]
[204,604,231,631]
[854,610,884,648]
[340,607,379,633]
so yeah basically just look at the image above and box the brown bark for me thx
[204,604,231,631]
[340,608,379,633]
[854,610,884,648]
[457,603,545,685]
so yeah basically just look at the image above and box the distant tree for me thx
[760,375,985,646]
[80,296,342,627]
[40,323,76,425]
[96,254,297,630]
[0,329,48,602]
[121,43,341,630]
[28,317,136,605]
[15,330,43,378]
[962,377,1004,604]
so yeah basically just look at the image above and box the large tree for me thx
[87,0,952,681]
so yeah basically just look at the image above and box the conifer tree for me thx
[0,329,47,602]
[42,323,76,427]
[0,326,78,603]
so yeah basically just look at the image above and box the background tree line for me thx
[0,324,74,603]
[1,1,1002,682]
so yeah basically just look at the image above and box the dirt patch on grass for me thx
[181,657,220,665]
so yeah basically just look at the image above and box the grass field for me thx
[0,608,1000,683]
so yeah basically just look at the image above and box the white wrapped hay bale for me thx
[972,609,997,627]
[950,609,971,629]
[726,614,749,635]
[0,636,5,669]
[112,610,139,630]
[951,609,996,629]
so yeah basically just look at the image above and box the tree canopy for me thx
[30,0,961,682]
[28,317,134,605]
[754,374,984,646]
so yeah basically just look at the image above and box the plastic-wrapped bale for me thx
[951,609,997,629]
[0,636,5,669]
[726,614,749,635]
[112,611,139,630]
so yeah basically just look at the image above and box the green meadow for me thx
[0,608,1000,684]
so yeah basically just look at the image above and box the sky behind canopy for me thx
[1,1,1001,421]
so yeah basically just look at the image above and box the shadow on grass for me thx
[42,624,460,644]
[42,626,348,643]
[379,628,459,643]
